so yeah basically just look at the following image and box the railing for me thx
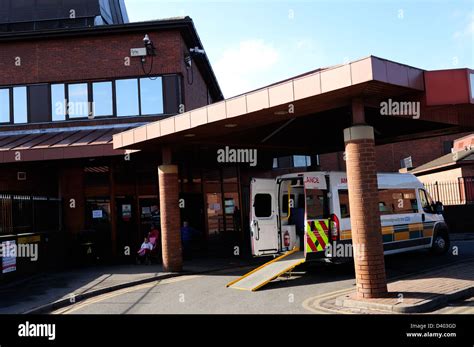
[424,177,474,205]
[0,194,62,235]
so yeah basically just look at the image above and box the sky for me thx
[124,0,474,98]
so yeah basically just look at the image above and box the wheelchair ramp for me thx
[226,249,305,291]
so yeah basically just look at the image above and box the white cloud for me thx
[213,39,279,98]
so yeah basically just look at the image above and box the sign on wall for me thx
[1,240,17,274]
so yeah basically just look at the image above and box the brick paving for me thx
[307,260,474,313]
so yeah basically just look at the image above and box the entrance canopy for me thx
[114,56,474,156]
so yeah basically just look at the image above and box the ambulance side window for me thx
[419,189,434,213]
[254,194,272,218]
[378,189,418,214]
[338,190,350,218]
[339,189,418,217]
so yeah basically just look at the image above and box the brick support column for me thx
[344,125,388,299]
[158,164,182,272]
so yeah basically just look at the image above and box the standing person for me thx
[181,221,200,260]
[148,224,160,248]
[233,206,241,233]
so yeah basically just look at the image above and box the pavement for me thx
[0,256,264,314]
[1,234,473,315]
[340,260,473,313]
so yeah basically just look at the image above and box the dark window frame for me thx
[28,83,52,124]
[0,74,178,125]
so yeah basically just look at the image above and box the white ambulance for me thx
[250,171,449,262]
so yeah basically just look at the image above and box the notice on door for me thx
[92,210,103,219]
[122,204,132,221]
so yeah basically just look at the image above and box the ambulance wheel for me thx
[431,229,449,255]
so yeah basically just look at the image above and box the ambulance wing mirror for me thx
[434,201,444,214]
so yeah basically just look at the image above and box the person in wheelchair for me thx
[136,237,154,265]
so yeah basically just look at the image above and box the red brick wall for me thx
[320,132,472,172]
[0,30,211,111]
[179,37,210,111]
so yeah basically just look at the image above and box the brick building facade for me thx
[320,132,472,173]
[0,13,224,279]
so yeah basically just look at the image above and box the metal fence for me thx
[424,177,474,205]
[0,194,62,235]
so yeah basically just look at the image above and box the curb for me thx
[305,258,474,314]
[24,262,259,314]
[24,272,180,314]
[450,233,474,241]
[335,286,474,313]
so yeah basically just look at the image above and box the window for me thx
[470,72,474,99]
[0,75,170,124]
[0,89,9,123]
[339,188,418,217]
[379,189,418,214]
[68,83,89,118]
[140,77,163,115]
[305,189,328,219]
[443,141,454,155]
[400,156,413,169]
[339,190,350,218]
[294,155,311,167]
[13,86,27,123]
[116,79,139,117]
[254,194,272,218]
[419,189,434,213]
[92,81,113,117]
[51,84,66,121]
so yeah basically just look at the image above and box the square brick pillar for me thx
[344,125,388,298]
[158,164,182,272]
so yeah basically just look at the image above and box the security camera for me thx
[142,34,156,56]
[190,47,206,55]
[184,54,192,68]
[143,34,151,45]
